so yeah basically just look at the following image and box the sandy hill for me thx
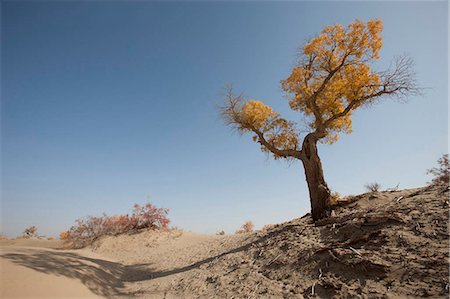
[1,184,448,298]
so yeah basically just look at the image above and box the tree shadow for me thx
[1,248,150,297]
[1,223,306,297]
[123,223,305,282]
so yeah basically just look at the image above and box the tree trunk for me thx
[300,133,331,221]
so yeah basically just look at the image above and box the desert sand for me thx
[1,184,448,298]
[1,244,102,298]
[0,231,245,298]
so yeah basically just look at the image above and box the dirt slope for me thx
[90,184,448,298]
[1,185,448,298]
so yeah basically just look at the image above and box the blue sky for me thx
[1,1,448,237]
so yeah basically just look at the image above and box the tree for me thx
[221,19,418,221]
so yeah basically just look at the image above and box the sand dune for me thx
[0,231,244,298]
[1,185,449,298]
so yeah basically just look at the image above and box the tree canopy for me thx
[222,19,418,159]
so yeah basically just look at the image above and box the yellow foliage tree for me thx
[221,19,418,221]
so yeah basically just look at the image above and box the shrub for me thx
[60,202,170,248]
[427,154,449,186]
[59,231,71,241]
[236,221,254,234]
[216,230,225,235]
[365,182,381,192]
[132,203,170,229]
[22,226,38,238]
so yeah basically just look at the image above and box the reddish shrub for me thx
[105,214,136,234]
[60,202,170,248]
[132,203,170,229]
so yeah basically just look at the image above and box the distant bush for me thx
[365,182,381,192]
[22,226,38,238]
[427,154,449,187]
[216,230,225,235]
[132,203,170,229]
[59,230,71,241]
[236,221,254,234]
[60,202,170,248]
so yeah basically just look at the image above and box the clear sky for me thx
[1,1,448,237]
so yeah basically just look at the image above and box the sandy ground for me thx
[0,232,245,298]
[1,184,449,298]
[1,244,102,298]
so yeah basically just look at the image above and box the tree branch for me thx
[220,87,302,160]
[251,126,302,160]
[320,55,420,130]
[307,52,350,126]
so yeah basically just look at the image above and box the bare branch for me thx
[378,55,421,99]
[321,55,420,129]
[219,85,245,130]
[253,129,302,160]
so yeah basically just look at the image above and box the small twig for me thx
[386,183,400,192]
[349,246,362,256]
[268,254,281,265]
[318,268,323,279]
[396,196,404,202]
[311,283,315,296]
[251,282,261,298]
[328,249,340,261]
[225,268,237,275]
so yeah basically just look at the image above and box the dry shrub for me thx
[132,203,170,229]
[427,154,449,187]
[365,182,381,192]
[236,221,254,234]
[59,231,71,241]
[216,230,225,235]
[22,226,38,238]
[327,191,341,206]
[61,202,170,248]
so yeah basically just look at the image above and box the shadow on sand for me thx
[1,223,304,297]
[1,249,151,297]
